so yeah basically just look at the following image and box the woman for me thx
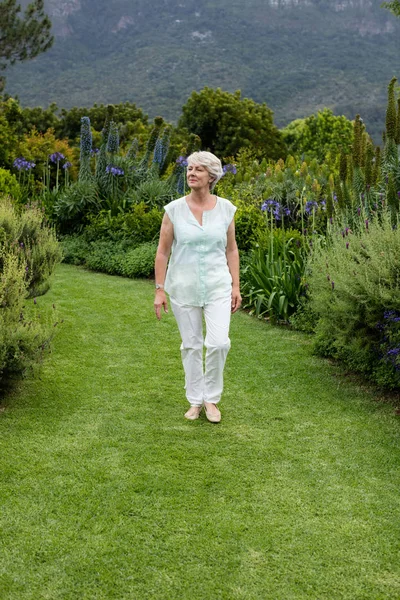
[154,151,241,423]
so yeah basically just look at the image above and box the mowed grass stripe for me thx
[0,263,399,600]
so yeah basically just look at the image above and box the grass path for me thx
[1,264,400,600]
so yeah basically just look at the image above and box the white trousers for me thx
[170,296,232,406]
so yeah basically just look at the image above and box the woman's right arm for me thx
[154,213,174,320]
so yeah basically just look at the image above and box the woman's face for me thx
[187,162,212,191]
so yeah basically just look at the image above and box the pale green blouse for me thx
[164,196,237,306]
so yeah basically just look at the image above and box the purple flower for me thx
[397,191,400,198]
[321,199,326,211]
[222,164,237,175]
[333,195,337,202]
[91,148,100,155]
[346,242,349,249]
[331,281,335,290]
[357,207,361,216]
[13,157,36,171]
[176,156,188,167]
[49,152,65,163]
[106,164,124,176]
[305,200,318,215]
[63,161,72,170]
[329,217,333,224]
[387,348,400,356]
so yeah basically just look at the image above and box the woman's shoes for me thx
[204,402,221,423]
[184,405,202,420]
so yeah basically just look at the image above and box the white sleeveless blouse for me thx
[164,196,237,306]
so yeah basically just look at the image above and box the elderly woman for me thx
[154,151,241,423]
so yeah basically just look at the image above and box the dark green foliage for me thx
[85,203,162,245]
[339,150,348,182]
[396,98,400,145]
[55,181,100,232]
[385,77,397,141]
[71,238,157,279]
[364,138,374,188]
[382,0,400,17]
[241,229,307,323]
[334,178,345,210]
[0,0,53,91]
[60,234,91,265]
[372,146,381,185]
[79,116,93,183]
[352,115,363,168]
[179,87,286,160]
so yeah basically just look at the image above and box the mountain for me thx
[6,0,400,140]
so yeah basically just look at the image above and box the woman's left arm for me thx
[226,219,242,313]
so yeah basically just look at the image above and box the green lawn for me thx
[1,264,400,600]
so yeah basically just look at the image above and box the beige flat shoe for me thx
[184,406,202,420]
[204,403,221,423]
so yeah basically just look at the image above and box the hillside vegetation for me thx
[6,0,400,139]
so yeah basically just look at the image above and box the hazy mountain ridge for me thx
[7,0,400,140]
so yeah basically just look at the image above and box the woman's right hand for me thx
[154,290,168,320]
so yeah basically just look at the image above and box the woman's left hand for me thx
[231,286,242,313]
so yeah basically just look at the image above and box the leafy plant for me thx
[242,230,307,322]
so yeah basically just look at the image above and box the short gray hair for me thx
[187,151,224,191]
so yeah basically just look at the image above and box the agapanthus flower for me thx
[13,157,36,171]
[91,148,100,155]
[384,310,400,323]
[176,156,188,167]
[320,199,326,210]
[222,164,237,175]
[63,161,72,170]
[305,200,318,215]
[106,164,124,176]
[49,152,65,163]
[261,198,288,220]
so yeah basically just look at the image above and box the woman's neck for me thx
[187,189,214,205]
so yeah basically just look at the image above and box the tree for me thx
[178,87,286,160]
[381,1,400,17]
[281,109,354,161]
[0,0,53,91]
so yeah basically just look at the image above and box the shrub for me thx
[0,168,21,200]
[121,242,157,278]
[0,198,62,297]
[0,204,58,383]
[61,235,91,265]
[85,203,163,244]
[241,229,307,322]
[307,210,400,389]
[234,199,265,252]
[78,239,157,279]
[85,240,127,275]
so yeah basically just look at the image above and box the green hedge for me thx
[62,236,157,279]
